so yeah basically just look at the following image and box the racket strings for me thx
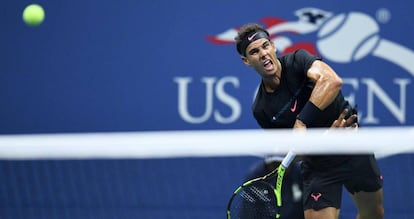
[229,181,278,219]
[248,186,272,202]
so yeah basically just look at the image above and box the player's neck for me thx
[263,70,281,93]
[263,77,280,93]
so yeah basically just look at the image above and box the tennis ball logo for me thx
[22,4,45,27]
[317,12,380,63]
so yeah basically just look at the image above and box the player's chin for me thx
[257,65,276,77]
[262,71,279,82]
[263,67,277,77]
[263,62,276,73]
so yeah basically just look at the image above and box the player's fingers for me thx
[331,109,355,128]
[338,108,348,121]
[346,114,357,126]
[349,122,359,131]
[331,119,339,127]
[340,118,347,127]
[331,109,348,128]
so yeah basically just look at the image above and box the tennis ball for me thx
[22,4,45,27]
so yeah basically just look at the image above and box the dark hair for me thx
[235,23,270,56]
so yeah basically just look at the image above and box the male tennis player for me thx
[235,23,383,219]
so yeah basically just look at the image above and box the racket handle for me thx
[281,150,296,168]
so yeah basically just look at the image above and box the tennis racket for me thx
[226,150,296,219]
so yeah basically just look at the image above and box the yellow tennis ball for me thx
[22,4,45,26]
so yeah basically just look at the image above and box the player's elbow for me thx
[308,61,342,91]
[330,74,343,91]
[318,73,342,92]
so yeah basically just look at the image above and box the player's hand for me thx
[330,108,358,129]
[293,119,307,130]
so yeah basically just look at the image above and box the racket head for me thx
[226,180,280,219]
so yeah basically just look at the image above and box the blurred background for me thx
[1,0,413,218]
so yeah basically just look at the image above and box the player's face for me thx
[242,38,279,79]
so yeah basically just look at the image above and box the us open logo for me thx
[207,7,414,77]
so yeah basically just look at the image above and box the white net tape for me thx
[0,126,413,159]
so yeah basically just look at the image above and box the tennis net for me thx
[0,127,413,218]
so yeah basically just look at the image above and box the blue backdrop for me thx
[1,0,413,218]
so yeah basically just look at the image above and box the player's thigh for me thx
[351,189,384,217]
[304,207,340,219]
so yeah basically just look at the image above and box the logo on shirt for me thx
[290,100,298,112]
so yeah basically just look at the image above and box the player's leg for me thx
[351,189,384,219]
[304,207,339,219]
[344,155,384,219]
[301,161,344,219]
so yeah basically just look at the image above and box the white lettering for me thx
[174,76,241,124]
[174,77,215,124]
[342,78,359,107]
[175,76,411,125]
[361,78,410,124]
[214,77,241,123]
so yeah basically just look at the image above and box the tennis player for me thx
[235,23,384,219]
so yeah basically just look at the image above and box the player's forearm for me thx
[295,78,341,128]
[296,60,342,127]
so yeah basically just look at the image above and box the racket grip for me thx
[281,150,296,168]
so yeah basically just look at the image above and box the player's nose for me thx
[259,49,267,59]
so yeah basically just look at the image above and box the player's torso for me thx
[252,68,310,128]
[252,61,348,129]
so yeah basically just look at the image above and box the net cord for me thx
[0,127,412,159]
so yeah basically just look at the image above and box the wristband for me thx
[297,101,322,126]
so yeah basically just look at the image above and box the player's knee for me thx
[359,205,384,219]
[374,205,384,219]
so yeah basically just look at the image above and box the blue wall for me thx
[1,0,413,218]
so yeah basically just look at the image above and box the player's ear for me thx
[241,56,251,66]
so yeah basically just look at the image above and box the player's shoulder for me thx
[280,49,315,61]
[294,48,313,56]
[280,49,321,74]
